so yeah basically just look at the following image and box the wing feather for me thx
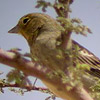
[72,40,100,78]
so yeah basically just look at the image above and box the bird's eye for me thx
[23,17,30,24]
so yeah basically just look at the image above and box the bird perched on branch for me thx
[8,13,100,100]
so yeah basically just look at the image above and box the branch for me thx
[0,49,94,100]
[0,48,51,80]
[1,83,50,93]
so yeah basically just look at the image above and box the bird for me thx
[8,13,100,100]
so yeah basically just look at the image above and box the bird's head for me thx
[8,13,63,45]
[8,13,45,40]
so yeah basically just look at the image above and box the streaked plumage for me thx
[73,40,100,78]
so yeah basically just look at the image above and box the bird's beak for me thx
[8,25,19,34]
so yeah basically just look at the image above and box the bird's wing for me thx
[72,40,100,78]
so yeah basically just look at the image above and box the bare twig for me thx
[1,83,50,93]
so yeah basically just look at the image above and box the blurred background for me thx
[0,0,100,100]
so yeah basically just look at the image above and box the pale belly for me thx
[30,43,68,71]
[42,80,70,100]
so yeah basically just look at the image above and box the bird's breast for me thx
[30,42,67,71]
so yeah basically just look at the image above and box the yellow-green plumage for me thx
[8,13,100,100]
